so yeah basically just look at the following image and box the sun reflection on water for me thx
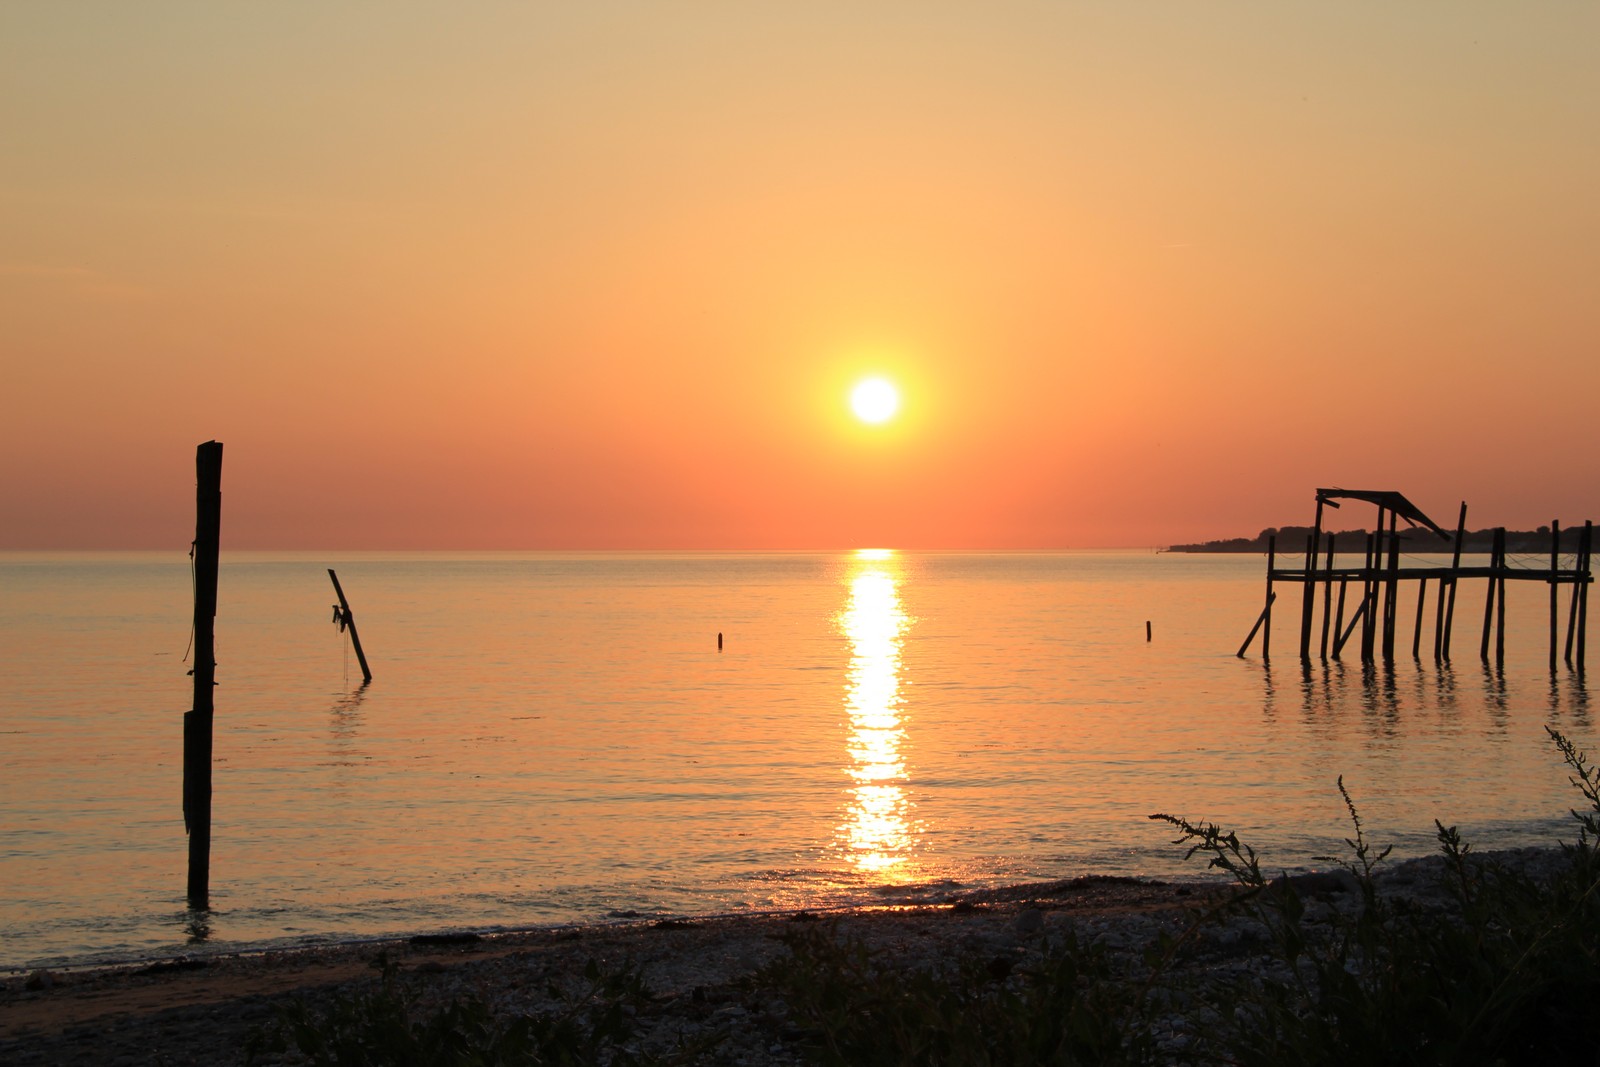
[839,552,915,875]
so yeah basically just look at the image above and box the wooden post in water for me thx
[1332,569,1348,660]
[1382,517,1400,661]
[1412,578,1427,660]
[1480,528,1501,662]
[1566,541,1582,668]
[184,441,222,911]
[1568,521,1591,669]
[328,570,373,684]
[1299,500,1324,660]
[1375,516,1387,661]
[1550,522,1561,671]
[1319,535,1335,660]
[1441,502,1467,663]
[1495,529,1508,665]
[1360,528,1378,663]
[1263,534,1275,661]
[1579,521,1591,672]
[1433,547,1449,662]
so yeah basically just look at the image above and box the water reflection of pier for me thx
[838,551,915,875]
[1263,657,1590,738]
[1239,489,1592,669]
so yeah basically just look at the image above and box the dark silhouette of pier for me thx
[1237,489,1592,670]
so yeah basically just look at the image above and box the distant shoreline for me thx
[1167,526,1589,554]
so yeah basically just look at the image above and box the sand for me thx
[0,875,1212,1065]
[5,848,1567,1065]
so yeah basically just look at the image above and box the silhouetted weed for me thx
[1150,726,1600,1066]
[754,921,1155,1066]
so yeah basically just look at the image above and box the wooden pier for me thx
[1237,489,1592,669]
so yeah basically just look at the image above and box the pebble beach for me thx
[2,875,1214,1065]
[0,848,1572,1065]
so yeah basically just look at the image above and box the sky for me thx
[3,3,1596,550]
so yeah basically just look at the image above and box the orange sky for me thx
[3,5,1596,550]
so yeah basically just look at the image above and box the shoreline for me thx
[1,848,1575,1065]
[0,871,1198,980]
[1,874,1209,1065]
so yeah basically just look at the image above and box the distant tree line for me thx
[1167,524,1592,554]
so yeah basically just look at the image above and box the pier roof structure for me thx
[1315,488,1449,540]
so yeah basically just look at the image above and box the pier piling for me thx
[1579,522,1591,672]
[1298,501,1322,660]
[1550,522,1561,672]
[1442,502,1467,662]
[1412,578,1427,660]
[184,441,222,912]
[1263,535,1275,660]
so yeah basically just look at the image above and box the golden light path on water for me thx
[838,549,916,875]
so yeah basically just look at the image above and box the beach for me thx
[3,846,1585,1065]
[2,875,1210,1065]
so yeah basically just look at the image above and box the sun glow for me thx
[849,377,900,424]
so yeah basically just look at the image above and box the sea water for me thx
[0,550,1592,970]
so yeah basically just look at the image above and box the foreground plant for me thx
[755,921,1157,1067]
[1151,725,1600,1067]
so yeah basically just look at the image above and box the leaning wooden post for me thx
[1238,535,1277,659]
[184,441,223,911]
[1333,596,1368,658]
[328,569,373,683]
[1332,572,1349,660]
[1237,592,1278,658]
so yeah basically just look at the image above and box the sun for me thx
[850,377,900,424]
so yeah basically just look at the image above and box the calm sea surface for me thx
[1,550,1593,971]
